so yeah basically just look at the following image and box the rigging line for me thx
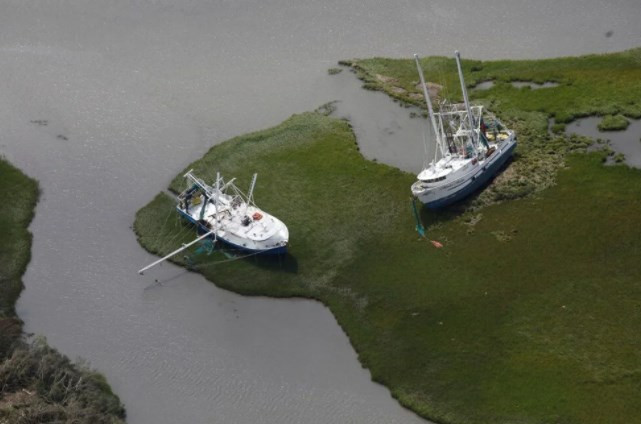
[137,202,176,241]
[154,205,176,239]
[435,90,447,161]
[435,58,450,162]
[440,58,450,104]
[187,248,268,268]
[156,220,195,255]
[420,121,429,164]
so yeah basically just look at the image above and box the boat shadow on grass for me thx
[234,251,298,274]
[188,249,299,275]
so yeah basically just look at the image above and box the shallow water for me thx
[472,80,496,90]
[566,117,641,168]
[511,81,559,89]
[473,80,560,91]
[2,1,641,423]
[331,70,433,173]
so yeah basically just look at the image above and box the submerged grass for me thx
[135,109,641,424]
[0,157,126,423]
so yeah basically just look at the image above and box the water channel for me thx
[2,1,641,423]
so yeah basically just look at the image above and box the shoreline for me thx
[134,49,641,424]
[0,157,126,423]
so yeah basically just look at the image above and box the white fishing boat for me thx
[177,170,289,253]
[138,170,288,274]
[411,51,517,209]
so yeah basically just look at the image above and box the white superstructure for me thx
[411,52,517,208]
[138,170,288,274]
[177,170,289,254]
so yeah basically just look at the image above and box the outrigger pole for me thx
[138,230,215,275]
[414,54,446,158]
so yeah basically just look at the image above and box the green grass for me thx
[0,157,126,423]
[343,48,641,124]
[135,111,641,424]
[0,158,39,322]
[341,49,641,210]
[598,114,630,131]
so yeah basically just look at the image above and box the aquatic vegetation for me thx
[598,114,630,131]
[0,337,126,423]
[135,111,641,424]
[0,158,125,423]
[551,122,566,133]
[327,67,342,75]
[613,152,626,163]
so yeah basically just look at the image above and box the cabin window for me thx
[425,175,446,183]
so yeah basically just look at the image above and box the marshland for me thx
[2,1,641,423]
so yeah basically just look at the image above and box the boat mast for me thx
[454,51,478,150]
[414,54,446,158]
[214,171,220,217]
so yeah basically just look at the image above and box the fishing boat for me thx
[138,170,288,274]
[411,51,517,209]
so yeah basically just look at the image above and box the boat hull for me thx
[177,208,288,255]
[417,139,517,209]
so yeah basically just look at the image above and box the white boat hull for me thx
[413,136,516,209]
[178,207,288,255]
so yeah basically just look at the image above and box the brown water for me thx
[2,1,641,423]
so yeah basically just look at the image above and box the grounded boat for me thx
[411,51,517,209]
[138,170,288,274]
[177,170,289,254]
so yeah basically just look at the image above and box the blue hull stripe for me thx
[426,142,517,209]
[176,208,287,255]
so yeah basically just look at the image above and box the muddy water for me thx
[2,1,641,423]
[566,117,641,168]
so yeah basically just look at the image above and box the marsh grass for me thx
[135,111,641,424]
[343,50,641,209]
[598,114,630,131]
[347,48,641,123]
[0,158,125,423]
[0,158,38,322]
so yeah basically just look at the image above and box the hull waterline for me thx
[178,208,288,255]
[421,141,516,209]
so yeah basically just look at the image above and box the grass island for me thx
[0,157,126,423]
[134,49,641,424]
